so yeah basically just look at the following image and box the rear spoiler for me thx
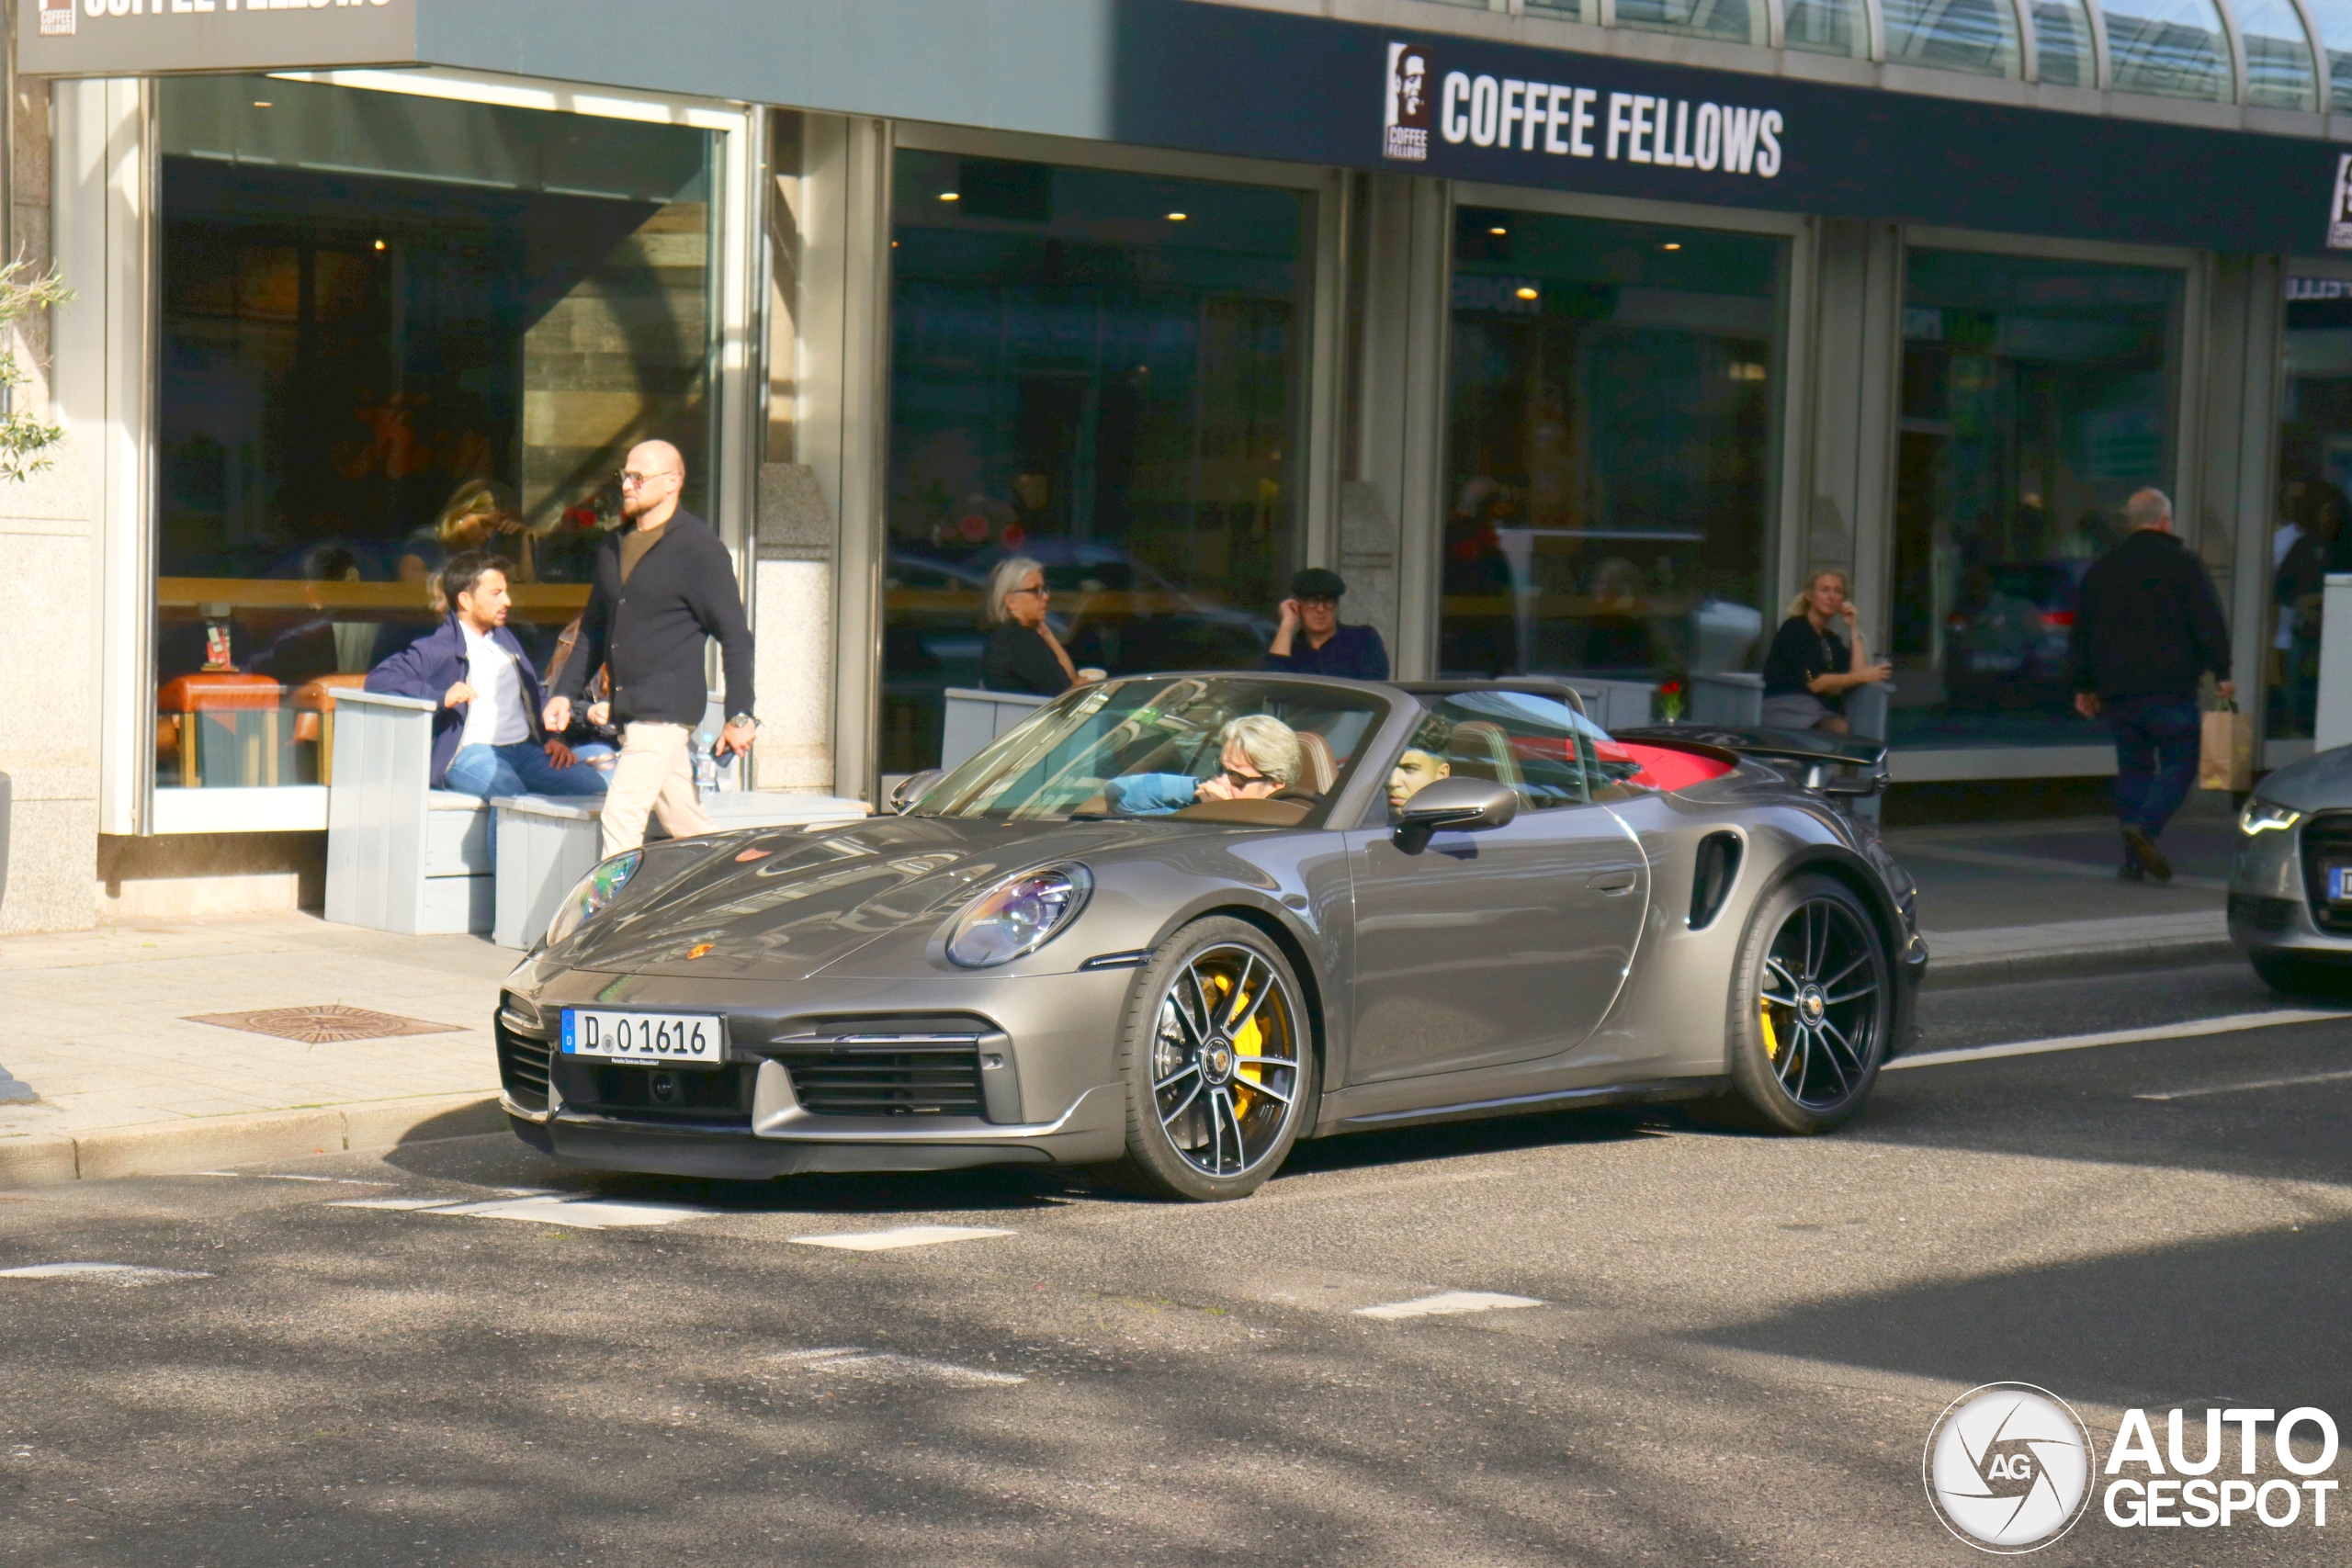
[1613,725,1890,797]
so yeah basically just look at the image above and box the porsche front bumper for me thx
[495,966,1136,1180]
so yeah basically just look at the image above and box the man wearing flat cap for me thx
[1262,567,1389,682]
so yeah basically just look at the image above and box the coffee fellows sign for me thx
[18,0,415,76]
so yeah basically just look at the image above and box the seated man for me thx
[365,550,607,800]
[1104,715,1303,816]
[1387,713,1453,817]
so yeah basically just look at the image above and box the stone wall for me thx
[0,73,100,935]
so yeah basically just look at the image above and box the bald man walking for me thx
[2069,487,2232,883]
[544,440,757,856]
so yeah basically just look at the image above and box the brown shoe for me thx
[2122,827,2173,883]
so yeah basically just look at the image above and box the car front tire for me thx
[1095,916,1318,1201]
[1694,873,1892,1135]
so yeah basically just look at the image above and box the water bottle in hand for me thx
[692,732,719,798]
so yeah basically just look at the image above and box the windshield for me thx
[915,677,1391,823]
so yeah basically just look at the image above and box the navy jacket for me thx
[2068,529,2232,701]
[366,615,548,787]
[553,509,754,725]
[1261,623,1390,682]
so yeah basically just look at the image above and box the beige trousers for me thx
[600,722,714,858]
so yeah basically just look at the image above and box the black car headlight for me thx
[544,850,642,947]
[944,864,1092,968]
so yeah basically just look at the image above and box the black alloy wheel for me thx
[1099,917,1317,1201]
[1697,874,1891,1134]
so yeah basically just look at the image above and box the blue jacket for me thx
[365,615,548,787]
[1104,773,1204,816]
[1261,622,1389,682]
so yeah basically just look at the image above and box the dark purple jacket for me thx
[365,615,548,787]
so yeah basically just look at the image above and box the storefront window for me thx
[881,152,1309,773]
[1443,210,1785,693]
[1882,0,2023,76]
[2098,0,2234,101]
[2307,0,2352,111]
[2031,0,2098,85]
[1889,250,2183,750]
[2267,276,2352,741]
[2236,0,2322,109]
[1611,0,1769,46]
[1783,0,1869,57]
[155,75,716,789]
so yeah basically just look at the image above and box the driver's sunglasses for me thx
[1217,763,1269,787]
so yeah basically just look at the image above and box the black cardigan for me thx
[555,509,754,726]
[981,623,1071,695]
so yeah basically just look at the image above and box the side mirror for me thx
[890,769,944,815]
[1393,776,1517,852]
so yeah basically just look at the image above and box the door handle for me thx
[1586,870,1638,895]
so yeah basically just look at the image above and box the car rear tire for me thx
[1692,873,1891,1135]
[2250,951,2352,999]
[1094,917,1318,1201]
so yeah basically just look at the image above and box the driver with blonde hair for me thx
[1106,715,1303,816]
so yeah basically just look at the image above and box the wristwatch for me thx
[726,713,761,730]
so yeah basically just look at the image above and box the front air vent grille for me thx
[2228,893,2297,934]
[768,1029,987,1117]
[494,1020,551,1112]
[2300,814,2352,935]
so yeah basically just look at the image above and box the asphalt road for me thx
[3,965,2347,1567]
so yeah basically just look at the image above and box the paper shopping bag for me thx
[2199,703,2252,792]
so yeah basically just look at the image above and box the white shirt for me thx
[458,622,532,749]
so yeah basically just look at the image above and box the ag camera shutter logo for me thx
[1924,1382,2097,1553]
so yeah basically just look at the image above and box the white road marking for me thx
[787,1224,1014,1252]
[195,1172,393,1186]
[772,1347,1024,1385]
[325,1193,709,1227]
[0,1262,211,1284]
[1886,1009,2350,1072]
[2136,1067,2352,1101]
[1352,1291,1544,1321]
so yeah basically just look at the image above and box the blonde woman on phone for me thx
[1759,570,1890,733]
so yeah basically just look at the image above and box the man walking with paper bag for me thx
[2069,488,2233,883]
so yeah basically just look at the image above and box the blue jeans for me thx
[2105,695,2200,838]
[444,740,610,801]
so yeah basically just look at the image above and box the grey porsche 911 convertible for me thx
[494,674,1927,1201]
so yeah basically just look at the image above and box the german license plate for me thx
[2330,865,2352,904]
[560,1009,726,1067]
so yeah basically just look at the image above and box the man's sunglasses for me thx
[616,469,679,488]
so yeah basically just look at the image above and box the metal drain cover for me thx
[185,1005,461,1043]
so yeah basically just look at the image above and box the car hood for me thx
[2255,743,2352,814]
[548,815,1178,981]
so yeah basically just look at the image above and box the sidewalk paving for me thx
[0,799,2257,1187]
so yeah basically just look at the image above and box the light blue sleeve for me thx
[1104,773,1203,816]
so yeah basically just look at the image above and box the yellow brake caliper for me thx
[1760,998,1781,1060]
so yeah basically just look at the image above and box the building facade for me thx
[1,0,2346,929]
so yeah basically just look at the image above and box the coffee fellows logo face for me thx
[2329,152,2352,250]
[1383,41,1432,163]
[39,0,74,37]
[1925,1382,2098,1553]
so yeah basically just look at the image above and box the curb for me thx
[1923,933,2238,990]
[0,1091,505,1190]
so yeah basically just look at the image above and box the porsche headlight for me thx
[543,850,642,947]
[944,864,1092,968]
[2239,798,2302,837]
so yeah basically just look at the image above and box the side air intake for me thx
[1689,832,1743,931]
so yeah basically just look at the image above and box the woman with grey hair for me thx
[1103,714,1304,816]
[980,555,1081,695]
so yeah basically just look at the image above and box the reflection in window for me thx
[882,152,1306,773]
[1890,252,2185,750]
[2030,0,2097,85]
[155,75,716,789]
[1443,210,1784,696]
[1611,0,1768,46]
[2099,0,2234,101]
[2236,0,2322,107]
[2308,0,2352,110]
[1882,0,2023,76]
[2267,278,2352,740]
[1783,0,1868,57]
[1524,0,1602,22]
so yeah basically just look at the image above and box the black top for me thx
[981,622,1070,695]
[553,508,754,726]
[2068,529,2231,701]
[1260,623,1390,682]
[1762,615,1850,712]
